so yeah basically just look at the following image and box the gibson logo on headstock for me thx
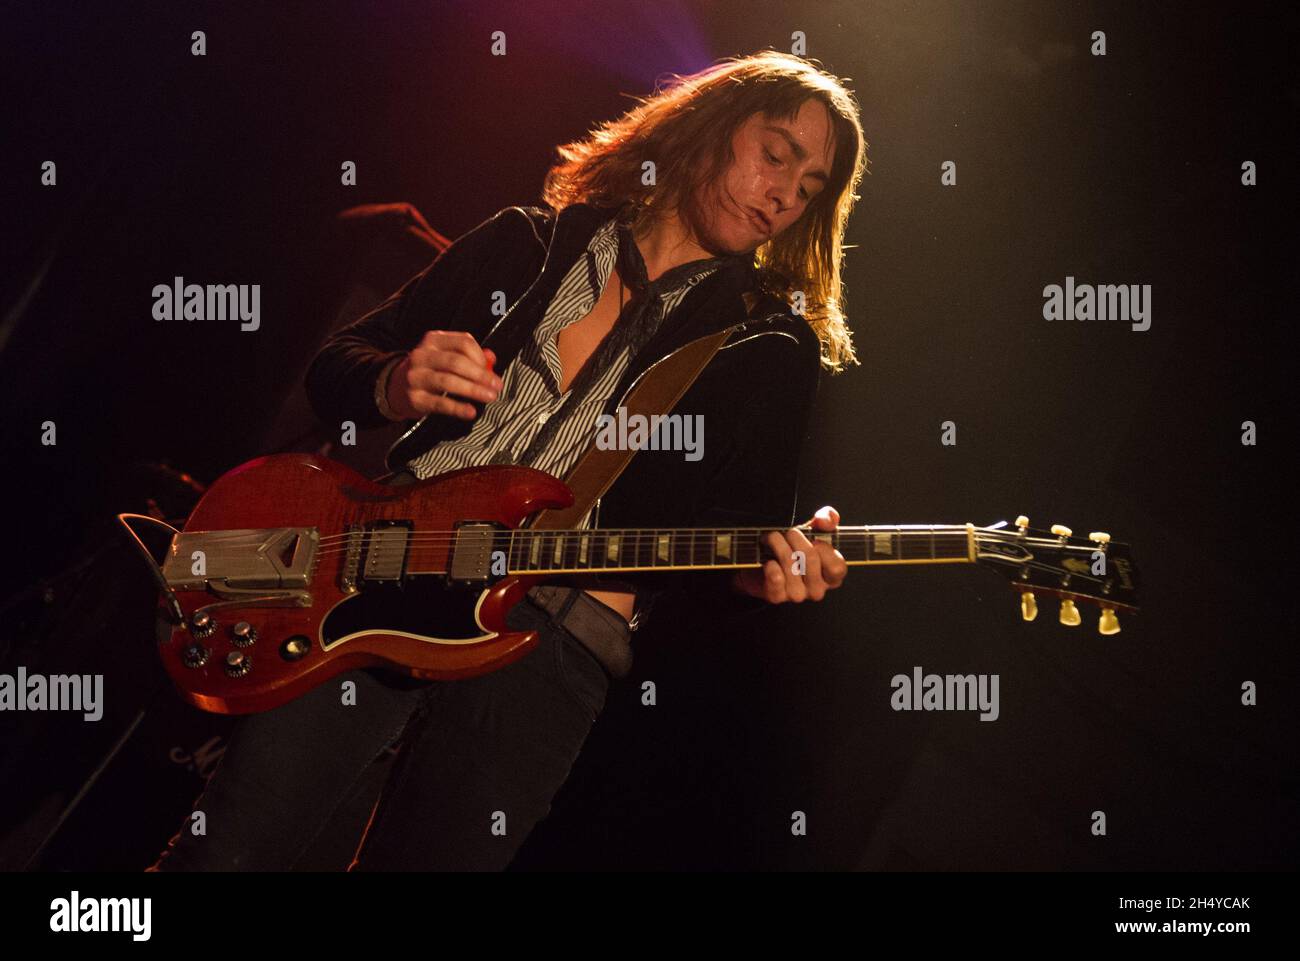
[1061,558,1091,574]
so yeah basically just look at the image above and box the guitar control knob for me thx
[1059,598,1082,626]
[1050,524,1072,538]
[224,651,253,678]
[189,610,217,639]
[181,644,211,668]
[1020,590,1038,622]
[231,621,258,647]
[280,635,311,661]
[1098,606,1121,635]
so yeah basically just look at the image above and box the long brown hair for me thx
[541,50,867,372]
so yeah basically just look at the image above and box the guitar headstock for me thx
[974,516,1140,633]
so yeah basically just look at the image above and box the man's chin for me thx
[701,231,758,259]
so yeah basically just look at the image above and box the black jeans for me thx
[147,593,609,871]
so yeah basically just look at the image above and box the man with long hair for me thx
[150,50,866,872]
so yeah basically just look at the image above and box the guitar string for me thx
[304,524,977,544]
[184,525,1065,546]
[302,527,1025,550]
[265,529,985,558]
[307,528,979,546]
[301,533,1081,555]
[303,532,983,560]
[304,527,1084,543]
[249,532,1089,562]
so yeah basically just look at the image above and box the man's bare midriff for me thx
[583,589,635,623]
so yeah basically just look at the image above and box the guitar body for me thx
[157,453,573,715]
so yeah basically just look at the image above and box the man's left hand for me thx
[731,506,848,603]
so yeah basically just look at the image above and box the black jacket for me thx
[304,201,823,615]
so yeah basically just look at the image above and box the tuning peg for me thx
[1020,590,1038,621]
[1059,598,1081,626]
[1098,606,1121,635]
[1089,531,1111,545]
[1050,524,1072,538]
[1015,515,1030,531]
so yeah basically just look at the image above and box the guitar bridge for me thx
[161,527,319,593]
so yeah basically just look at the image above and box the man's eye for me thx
[766,148,811,200]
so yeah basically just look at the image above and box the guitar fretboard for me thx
[501,524,975,575]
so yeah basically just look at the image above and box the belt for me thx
[525,585,633,679]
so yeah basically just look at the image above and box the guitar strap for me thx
[527,290,765,531]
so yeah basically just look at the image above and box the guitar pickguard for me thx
[319,578,494,651]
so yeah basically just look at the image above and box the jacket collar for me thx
[541,201,760,330]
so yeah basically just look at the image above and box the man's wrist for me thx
[374,354,409,422]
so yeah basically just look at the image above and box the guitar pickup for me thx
[447,522,503,585]
[361,520,413,582]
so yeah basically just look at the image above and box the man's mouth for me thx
[746,206,772,236]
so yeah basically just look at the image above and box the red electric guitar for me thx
[118,453,1140,714]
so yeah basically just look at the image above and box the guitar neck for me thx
[501,524,977,575]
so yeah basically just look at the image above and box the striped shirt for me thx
[403,215,722,529]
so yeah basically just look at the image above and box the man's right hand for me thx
[386,330,502,421]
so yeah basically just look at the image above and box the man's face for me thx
[691,99,836,255]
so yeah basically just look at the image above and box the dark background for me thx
[0,0,1294,870]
